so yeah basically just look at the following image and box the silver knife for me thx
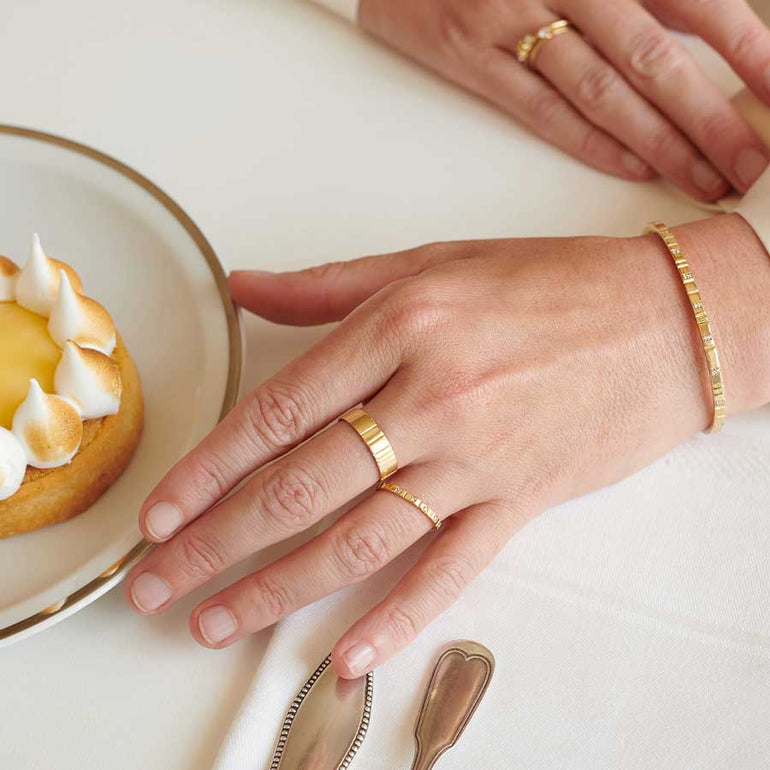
[270,655,374,770]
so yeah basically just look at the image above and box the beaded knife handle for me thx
[411,640,495,770]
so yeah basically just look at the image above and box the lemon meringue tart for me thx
[0,234,143,538]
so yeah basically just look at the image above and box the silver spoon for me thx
[411,640,495,770]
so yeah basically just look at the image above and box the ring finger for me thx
[533,30,730,201]
[125,395,424,614]
[187,464,468,648]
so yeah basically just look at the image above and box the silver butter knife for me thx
[270,655,374,770]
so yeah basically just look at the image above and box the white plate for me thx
[0,126,242,645]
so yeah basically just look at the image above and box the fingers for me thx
[534,31,729,201]
[229,242,469,326]
[139,303,402,541]
[127,394,423,613]
[331,500,515,678]
[640,0,690,32]
[185,465,467,648]
[563,0,770,192]
[665,0,770,107]
[471,48,655,181]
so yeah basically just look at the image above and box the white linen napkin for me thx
[214,406,770,769]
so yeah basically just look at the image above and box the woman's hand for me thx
[125,214,770,677]
[358,0,770,202]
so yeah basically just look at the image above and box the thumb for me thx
[228,243,463,326]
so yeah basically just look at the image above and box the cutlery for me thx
[411,640,495,770]
[270,655,374,770]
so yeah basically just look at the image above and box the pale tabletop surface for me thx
[0,1,758,768]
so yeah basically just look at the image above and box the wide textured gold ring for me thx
[341,407,398,481]
[379,481,442,530]
[515,19,572,67]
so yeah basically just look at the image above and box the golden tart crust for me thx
[0,336,143,538]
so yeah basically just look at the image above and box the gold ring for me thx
[379,481,442,530]
[341,407,398,481]
[515,19,571,67]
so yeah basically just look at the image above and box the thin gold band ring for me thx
[515,19,572,67]
[341,407,398,481]
[379,481,442,530]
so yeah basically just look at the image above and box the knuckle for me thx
[244,384,310,451]
[435,0,504,53]
[248,574,292,619]
[381,604,419,644]
[334,526,391,581]
[379,280,453,346]
[413,370,482,420]
[257,464,324,530]
[646,125,680,157]
[308,260,348,284]
[577,126,609,164]
[525,89,566,127]
[427,555,474,598]
[179,534,226,580]
[437,10,473,54]
[629,31,682,79]
[575,65,621,112]
[411,362,518,423]
[698,110,735,147]
[188,454,231,503]
[729,24,765,62]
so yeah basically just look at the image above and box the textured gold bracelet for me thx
[646,221,726,433]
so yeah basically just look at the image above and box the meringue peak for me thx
[30,232,46,264]
[48,271,116,355]
[15,234,83,316]
[12,378,83,469]
[55,340,122,419]
[0,427,26,501]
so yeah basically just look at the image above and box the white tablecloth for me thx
[215,414,770,769]
[2,1,769,768]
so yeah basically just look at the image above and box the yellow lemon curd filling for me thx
[0,303,61,429]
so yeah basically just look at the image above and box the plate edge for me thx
[0,124,243,643]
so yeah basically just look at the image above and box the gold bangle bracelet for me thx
[646,221,726,433]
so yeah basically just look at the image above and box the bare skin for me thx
[125,213,770,678]
[359,0,770,201]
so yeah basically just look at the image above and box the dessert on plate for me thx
[0,235,143,538]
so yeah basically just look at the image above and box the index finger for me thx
[139,304,400,541]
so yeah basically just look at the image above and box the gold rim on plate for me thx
[0,124,243,643]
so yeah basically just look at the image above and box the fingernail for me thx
[144,501,184,540]
[229,269,273,278]
[735,147,769,188]
[692,159,727,195]
[130,572,172,613]
[621,151,652,178]
[199,605,238,645]
[342,643,376,677]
